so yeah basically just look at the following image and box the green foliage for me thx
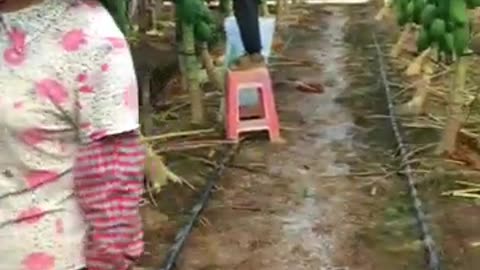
[416,27,431,51]
[453,23,470,56]
[392,0,474,58]
[413,0,426,23]
[420,4,436,27]
[194,21,212,42]
[450,0,468,25]
[466,0,480,8]
[430,18,446,39]
[177,0,216,42]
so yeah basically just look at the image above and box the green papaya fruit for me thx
[421,4,437,27]
[468,0,480,7]
[439,32,455,54]
[430,18,447,41]
[417,26,432,51]
[453,23,470,56]
[198,2,215,24]
[406,1,415,21]
[413,0,426,23]
[177,0,203,24]
[465,0,480,8]
[194,21,212,42]
[436,0,449,17]
[446,20,456,31]
[394,0,410,25]
[449,0,469,26]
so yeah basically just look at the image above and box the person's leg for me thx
[232,0,265,69]
[74,134,145,270]
[233,0,261,54]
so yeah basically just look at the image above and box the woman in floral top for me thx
[0,0,145,269]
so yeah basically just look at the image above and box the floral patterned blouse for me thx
[0,0,140,269]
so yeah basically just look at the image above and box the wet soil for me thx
[136,4,480,270]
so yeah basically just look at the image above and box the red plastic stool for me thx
[225,67,281,143]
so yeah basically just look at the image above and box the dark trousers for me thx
[233,0,262,54]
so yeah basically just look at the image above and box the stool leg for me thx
[260,83,282,143]
[255,87,266,118]
[226,83,240,142]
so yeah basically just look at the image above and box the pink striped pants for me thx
[73,132,145,270]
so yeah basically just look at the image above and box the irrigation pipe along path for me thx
[159,145,239,270]
[372,32,441,270]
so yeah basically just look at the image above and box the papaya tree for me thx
[389,0,415,58]
[375,0,394,21]
[176,0,218,125]
[391,0,478,154]
[436,0,477,154]
[276,0,287,19]
[260,0,270,16]
[389,0,425,59]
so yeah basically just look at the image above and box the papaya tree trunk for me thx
[284,0,290,14]
[390,24,412,58]
[375,0,393,21]
[397,74,431,115]
[140,73,153,135]
[200,43,223,91]
[374,6,388,21]
[260,0,270,16]
[437,57,468,155]
[200,43,225,123]
[175,7,188,94]
[405,48,431,76]
[128,0,139,21]
[138,0,150,33]
[154,0,163,17]
[147,0,157,32]
[182,22,205,124]
[276,0,284,19]
[220,0,233,17]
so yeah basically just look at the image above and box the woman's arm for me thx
[74,131,145,270]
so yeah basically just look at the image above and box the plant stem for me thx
[175,6,188,93]
[219,0,232,17]
[437,56,467,155]
[260,0,270,16]
[200,43,223,92]
[182,22,205,124]
[140,73,153,135]
[390,24,411,58]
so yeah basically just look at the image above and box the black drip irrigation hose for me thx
[159,145,239,270]
[371,33,441,270]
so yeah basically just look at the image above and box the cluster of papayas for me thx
[393,0,478,56]
[177,0,216,42]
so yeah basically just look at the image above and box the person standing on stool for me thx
[232,0,266,70]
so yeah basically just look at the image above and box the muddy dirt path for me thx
[174,6,392,270]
